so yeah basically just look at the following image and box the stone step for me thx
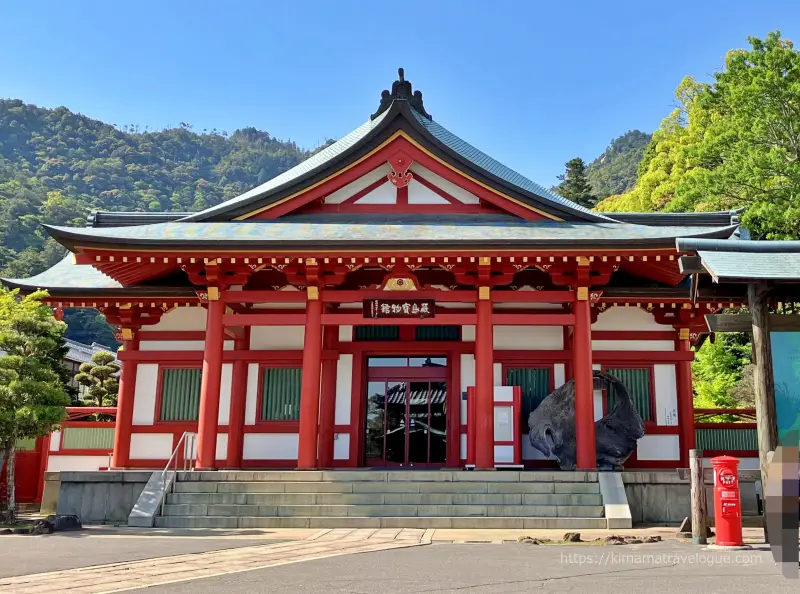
[154,515,608,529]
[177,470,597,483]
[161,503,605,518]
[166,491,603,507]
[173,481,599,495]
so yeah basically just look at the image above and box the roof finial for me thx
[371,68,432,121]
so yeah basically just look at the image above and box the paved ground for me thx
[0,526,310,579]
[145,541,798,594]
[0,526,794,593]
[0,528,431,593]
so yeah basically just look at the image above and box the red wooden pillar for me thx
[112,333,139,469]
[196,298,225,470]
[563,326,573,382]
[676,329,696,466]
[573,290,596,470]
[297,288,323,469]
[475,286,494,470]
[317,326,338,468]
[226,327,251,469]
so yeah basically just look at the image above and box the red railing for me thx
[694,408,756,424]
[694,408,757,456]
[65,406,118,421]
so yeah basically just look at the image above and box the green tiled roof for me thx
[698,250,800,282]
[44,220,737,250]
[409,108,608,219]
[179,99,612,222]
[3,255,121,290]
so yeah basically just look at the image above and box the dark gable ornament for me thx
[371,68,433,121]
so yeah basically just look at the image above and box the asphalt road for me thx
[144,541,799,594]
[0,532,290,578]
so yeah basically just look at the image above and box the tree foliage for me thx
[0,289,70,523]
[597,31,800,242]
[586,130,651,199]
[596,31,800,408]
[74,351,120,408]
[556,157,597,208]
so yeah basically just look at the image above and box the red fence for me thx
[0,407,117,506]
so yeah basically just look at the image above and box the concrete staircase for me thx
[155,470,610,529]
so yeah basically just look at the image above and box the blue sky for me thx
[2,1,799,186]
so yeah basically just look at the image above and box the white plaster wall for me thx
[243,433,299,460]
[637,435,681,460]
[335,354,353,425]
[494,445,515,464]
[216,433,228,460]
[218,364,233,425]
[460,433,467,460]
[592,363,603,421]
[408,179,450,204]
[333,434,350,460]
[592,340,674,351]
[338,326,353,342]
[47,455,110,472]
[132,364,159,425]
[152,307,207,331]
[554,364,566,388]
[354,182,396,204]
[129,433,173,459]
[50,431,61,452]
[409,163,480,204]
[244,363,259,425]
[592,307,668,331]
[250,326,304,350]
[654,364,679,426]
[324,165,391,204]
[494,326,563,350]
[462,325,476,341]
[460,354,475,424]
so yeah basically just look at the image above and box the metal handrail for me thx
[160,431,197,516]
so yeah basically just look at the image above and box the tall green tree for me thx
[598,31,800,242]
[556,157,597,208]
[0,289,70,524]
[74,351,120,408]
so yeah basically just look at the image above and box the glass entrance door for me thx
[364,356,448,467]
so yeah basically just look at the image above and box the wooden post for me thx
[475,287,495,470]
[573,290,596,470]
[226,327,251,469]
[112,333,139,468]
[196,298,225,470]
[747,282,779,492]
[317,326,338,468]
[297,288,323,469]
[689,449,708,545]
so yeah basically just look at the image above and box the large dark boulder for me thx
[46,515,82,532]
[527,370,645,470]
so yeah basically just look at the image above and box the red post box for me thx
[710,455,743,547]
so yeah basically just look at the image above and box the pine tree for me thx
[74,351,120,408]
[557,158,597,208]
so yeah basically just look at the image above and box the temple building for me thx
[4,70,742,473]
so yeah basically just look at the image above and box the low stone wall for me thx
[622,470,760,526]
[54,471,152,524]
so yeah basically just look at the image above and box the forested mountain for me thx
[0,99,319,346]
[586,130,651,199]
